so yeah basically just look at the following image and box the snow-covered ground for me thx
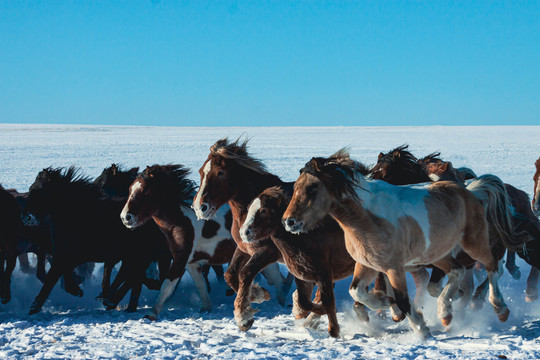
[0,124,539,359]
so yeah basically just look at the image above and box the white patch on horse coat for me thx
[355,178,432,256]
[120,180,143,224]
[240,198,261,243]
[193,161,212,220]
[428,173,441,182]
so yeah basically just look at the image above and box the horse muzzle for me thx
[193,202,217,220]
[282,217,305,234]
[120,212,139,229]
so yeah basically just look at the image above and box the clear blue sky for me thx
[0,1,538,126]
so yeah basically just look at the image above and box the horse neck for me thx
[152,202,191,232]
[228,171,282,217]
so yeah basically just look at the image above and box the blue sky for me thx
[0,1,538,126]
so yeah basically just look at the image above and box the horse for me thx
[93,164,171,303]
[192,138,294,332]
[25,167,162,314]
[423,156,540,302]
[120,164,236,320]
[0,184,23,304]
[534,157,540,216]
[240,185,366,337]
[283,149,511,339]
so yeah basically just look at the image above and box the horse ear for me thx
[378,152,384,161]
[392,150,401,158]
[111,164,118,176]
[128,167,139,177]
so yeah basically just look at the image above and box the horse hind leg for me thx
[0,253,17,304]
[456,267,474,313]
[526,266,539,302]
[411,267,430,311]
[186,263,212,312]
[386,268,431,339]
[261,263,293,307]
[348,263,390,311]
[431,256,465,327]
[505,251,521,280]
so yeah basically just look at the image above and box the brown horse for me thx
[283,150,510,338]
[120,165,236,320]
[533,157,540,216]
[192,138,294,332]
[240,185,364,337]
[421,155,540,303]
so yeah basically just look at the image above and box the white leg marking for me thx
[437,267,464,322]
[147,277,180,319]
[187,263,212,312]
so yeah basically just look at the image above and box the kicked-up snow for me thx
[0,124,539,359]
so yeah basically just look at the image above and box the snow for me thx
[0,124,539,359]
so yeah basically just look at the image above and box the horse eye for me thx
[307,185,317,196]
[217,170,224,177]
[259,208,268,216]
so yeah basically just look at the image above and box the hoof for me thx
[328,326,340,338]
[238,318,254,332]
[144,313,158,321]
[496,308,510,322]
[525,293,538,303]
[353,302,369,322]
[441,314,453,327]
[392,313,406,323]
[29,302,42,315]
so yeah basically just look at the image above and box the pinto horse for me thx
[192,138,294,331]
[25,167,162,314]
[283,150,510,339]
[240,185,366,337]
[120,165,236,320]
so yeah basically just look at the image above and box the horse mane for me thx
[456,167,478,180]
[536,157,540,172]
[141,164,197,208]
[418,151,442,165]
[301,148,368,201]
[210,138,269,175]
[35,166,103,199]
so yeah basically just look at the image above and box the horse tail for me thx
[466,174,528,251]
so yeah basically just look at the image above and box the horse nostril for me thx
[286,218,296,227]
[245,229,251,237]
[200,203,208,213]
[125,213,132,222]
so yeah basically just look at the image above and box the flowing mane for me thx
[301,148,369,201]
[210,138,270,175]
[32,166,103,200]
[418,151,443,165]
[140,165,197,208]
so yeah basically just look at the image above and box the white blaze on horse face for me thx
[428,173,441,182]
[193,161,212,219]
[240,198,261,243]
[120,180,143,224]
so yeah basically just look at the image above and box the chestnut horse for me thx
[120,165,236,320]
[241,185,366,337]
[283,150,510,338]
[533,157,540,216]
[192,138,294,331]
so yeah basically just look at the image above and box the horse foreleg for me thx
[349,263,388,311]
[0,253,16,304]
[186,263,212,312]
[201,264,211,293]
[431,256,465,327]
[411,267,429,310]
[29,263,63,314]
[456,267,474,313]
[427,267,446,297]
[234,250,278,331]
[260,263,292,306]
[505,250,521,280]
[386,268,430,339]
[36,250,47,283]
[318,277,340,338]
[526,266,539,302]
[223,248,250,294]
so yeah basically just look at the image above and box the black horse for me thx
[25,166,166,314]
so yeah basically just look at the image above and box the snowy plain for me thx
[0,124,539,359]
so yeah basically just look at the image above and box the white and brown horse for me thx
[192,138,294,332]
[283,150,510,338]
[120,165,236,320]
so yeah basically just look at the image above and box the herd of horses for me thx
[1,138,540,340]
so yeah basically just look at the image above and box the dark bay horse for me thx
[192,138,294,331]
[241,186,366,337]
[283,150,511,338]
[0,184,23,304]
[120,165,236,320]
[25,167,162,314]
